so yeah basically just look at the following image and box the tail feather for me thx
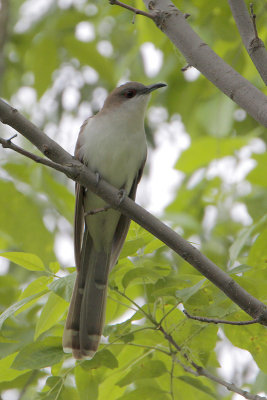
[63,228,110,359]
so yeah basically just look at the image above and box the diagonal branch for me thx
[228,0,267,85]
[110,0,267,127]
[1,97,267,327]
[183,309,261,326]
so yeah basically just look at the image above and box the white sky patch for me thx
[75,21,95,42]
[0,258,9,276]
[234,108,246,122]
[15,0,54,32]
[78,101,93,121]
[54,233,74,267]
[207,156,256,184]
[11,86,37,112]
[97,40,113,57]
[138,118,190,214]
[92,87,108,111]
[217,329,259,388]
[82,66,99,84]
[58,0,73,9]
[230,202,253,225]
[140,42,163,77]
[62,86,81,111]
[249,137,266,153]
[183,67,200,82]
[56,114,82,154]
[85,4,98,16]
[202,205,218,233]
[2,389,20,400]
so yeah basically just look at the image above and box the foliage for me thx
[0,0,267,399]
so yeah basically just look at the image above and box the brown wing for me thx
[73,117,91,269]
[74,183,85,269]
[109,157,146,269]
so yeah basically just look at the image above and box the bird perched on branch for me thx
[63,81,166,359]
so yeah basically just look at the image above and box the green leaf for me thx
[0,252,45,271]
[229,215,267,264]
[0,180,54,263]
[117,360,167,387]
[176,279,206,302]
[25,34,59,97]
[18,276,53,301]
[12,337,64,370]
[35,292,68,338]
[248,228,267,268]
[0,353,30,383]
[228,264,253,275]
[122,267,162,289]
[143,238,165,254]
[49,262,60,274]
[176,137,248,173]
[0,291,47,329]
[120,238,147,258]
[178,375,217,398]
[49,273,75,302]
[247,153,267,187]
[116,385,169,400]
[81,349,118,370]
[75,366,98,400]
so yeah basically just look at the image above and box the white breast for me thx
[80,108,147,193]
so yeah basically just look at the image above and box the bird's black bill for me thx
[141,83,167,94]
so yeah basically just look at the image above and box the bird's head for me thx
[102,81,166,117]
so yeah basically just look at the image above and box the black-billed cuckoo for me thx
[63,81,166,359]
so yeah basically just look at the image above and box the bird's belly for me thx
[83,129,146,193]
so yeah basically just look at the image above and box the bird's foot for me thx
[117,188,127,205]
[95,171,101,186]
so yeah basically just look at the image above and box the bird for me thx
[62,81,166,359]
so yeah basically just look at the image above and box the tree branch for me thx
[110,0,267,127]
[0,135,70,174]
[228,0,267,85]
[183,309,261,326]
[1,97,267,326]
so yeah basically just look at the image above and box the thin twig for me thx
[84,205,111,216]
[183,310,261,325]
[250,3,259,39]
[109,0,155,20]
[0,136,71,175]
[158,302,180,326]
[112,286,156,323]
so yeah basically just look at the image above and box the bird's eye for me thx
[124,89,137,98]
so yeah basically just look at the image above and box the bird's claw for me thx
[95,171,101,186]
[117,189,127,205]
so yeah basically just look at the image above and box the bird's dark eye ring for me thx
[124,89,136,98]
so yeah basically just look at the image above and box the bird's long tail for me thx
[62,229,110,359]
